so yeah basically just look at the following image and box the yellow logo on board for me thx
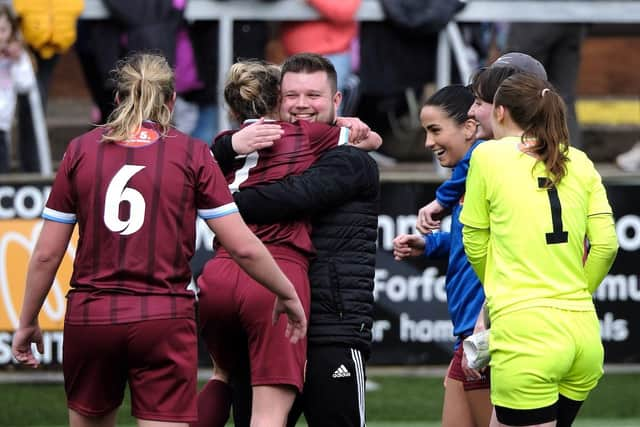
[0,220,76,331]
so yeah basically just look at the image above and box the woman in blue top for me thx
[393,84,492,427]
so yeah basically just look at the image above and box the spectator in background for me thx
[280,0,360,93]
[74,0,184,126]
[172,19,217,144]
[615,141,640,172]
[356,0,465,162]
[13,0,84,172]
[173,4,272,143]
[504,23,588,149]
[75,19,113,125]
[0,5,34,173]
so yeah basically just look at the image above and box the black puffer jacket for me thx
[212,141,379,358]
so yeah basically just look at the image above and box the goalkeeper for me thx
[461,73,618,427]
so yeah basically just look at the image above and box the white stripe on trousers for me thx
[350,348,366,427]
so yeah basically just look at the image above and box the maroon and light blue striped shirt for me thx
[44,124,236,324]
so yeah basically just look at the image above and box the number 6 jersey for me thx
[43,123,237,325]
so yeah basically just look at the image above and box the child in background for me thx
[0,5,34,173]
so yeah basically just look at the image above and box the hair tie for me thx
[541,88,550,97]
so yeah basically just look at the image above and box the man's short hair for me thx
[281,53,338,94]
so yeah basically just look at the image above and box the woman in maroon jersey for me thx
[195,59,381,427]
[12,52,306,427]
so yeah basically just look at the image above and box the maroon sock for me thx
[191,379,232,427]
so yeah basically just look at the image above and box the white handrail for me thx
[25,59,53,176]
[27,88,53,176]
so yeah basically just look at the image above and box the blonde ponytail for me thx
[101,53,175,143]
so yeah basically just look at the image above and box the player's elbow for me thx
[591,227,620,261]
[225,238,264,262]
[604,238,619,260]
[462,230,480,259]
[31,247,64,267]
[592,238,619,264]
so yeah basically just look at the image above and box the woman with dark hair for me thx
[393,84,492,427]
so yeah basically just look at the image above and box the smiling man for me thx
[225,53,380,427]
[280,59,340,124]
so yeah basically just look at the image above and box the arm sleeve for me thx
[234,146,378,224]
[459,147,490,229]
[307,0,361,22]
[42,140,78,223]
[460,148,490,282]
[435,160,468,209]
[584,169,618,293]
[462,225,489,284]
[424,232,451,259]
[210,131,237,175]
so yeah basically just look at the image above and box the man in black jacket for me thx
[213,53,380,427]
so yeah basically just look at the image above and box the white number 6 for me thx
[104,165,147,235]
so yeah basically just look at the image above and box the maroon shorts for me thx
[198,249,310,391]
[447,343,491,391]
[63,318,198,422]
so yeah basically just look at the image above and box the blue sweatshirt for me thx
[435,139,485,209]
[424,140,485,349]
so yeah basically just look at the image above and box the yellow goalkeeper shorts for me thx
[489,306,604,410]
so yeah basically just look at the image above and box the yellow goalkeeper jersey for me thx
[460,136,618,321]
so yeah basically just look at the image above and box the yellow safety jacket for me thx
[13,0,84,59]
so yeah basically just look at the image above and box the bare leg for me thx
[212,362,231,383]
[251,385,296,427]
[69,408,118,427]
[467,388,492,427]
[442,376,474,427]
